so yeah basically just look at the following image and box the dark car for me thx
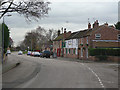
[41,51,50,58]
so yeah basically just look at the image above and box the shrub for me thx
[89,48,120,56]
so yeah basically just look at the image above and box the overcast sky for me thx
[0,0,119,46]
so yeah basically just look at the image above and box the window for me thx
[118,34,120,40]
[81,48,83,57]
[86,37,88,44]
[95,34,101,39]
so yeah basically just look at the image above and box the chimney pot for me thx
[93,20,99,28]
[64,28,66,33]
[58,30,60,36]
[88,23,91,29]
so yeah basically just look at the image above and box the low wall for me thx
[89,56,119,62]
[64,54,78,59]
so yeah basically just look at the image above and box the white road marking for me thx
[81,63,105,88]
[88,67,105,88]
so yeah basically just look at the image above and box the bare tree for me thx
[45,29,57,41]
[0,0,50,21]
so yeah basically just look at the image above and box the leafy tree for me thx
[0,0,50,21]
[115,22,120,30]
[2,23,10,53]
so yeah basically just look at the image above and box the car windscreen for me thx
[44,51,50,54]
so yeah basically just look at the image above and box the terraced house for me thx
[53,20,120,60]
[53,29,71,57]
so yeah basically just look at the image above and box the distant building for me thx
[53,29,71,57]
[118,1,120,21]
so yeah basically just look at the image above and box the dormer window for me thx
[95,34,101,39]
[118,34,120,40]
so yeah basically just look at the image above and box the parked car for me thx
[41,51,50,58]
[7,50,11,54]
[18,51,23,55]
[34,52,40,57]
[27,51,31,55]
[30,52,35,56]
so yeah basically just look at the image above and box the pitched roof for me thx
[65,28,92,40]
[53,32,71,41]
[53,34,64,41]
[65,31,79,40]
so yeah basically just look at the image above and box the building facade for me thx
[53,29,71,57]
[63,20,120,60]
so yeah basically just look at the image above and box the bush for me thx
[89,48,120,56]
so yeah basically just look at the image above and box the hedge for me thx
[89,48,120,56]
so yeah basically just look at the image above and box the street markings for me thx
[81,63,105,88]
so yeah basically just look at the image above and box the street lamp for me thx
[28,46,29,51]
[2,14,11,64]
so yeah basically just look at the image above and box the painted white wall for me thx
[65,39,78,48]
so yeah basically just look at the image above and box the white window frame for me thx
[118,34,120,40]
[86,48,88,58]
[81,48,83,57]
[95,34,101,39]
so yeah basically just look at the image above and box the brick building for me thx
[53,29,71,57]
[63,20,120,60]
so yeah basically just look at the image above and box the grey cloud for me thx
[0,1,118,46]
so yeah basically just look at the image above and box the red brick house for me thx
[53,29,71,57]
[78,20,120,60]
[64,20,120,60]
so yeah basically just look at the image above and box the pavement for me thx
[2,53,41,88]
[2,54,21,74]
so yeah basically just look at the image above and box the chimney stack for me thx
[58,30,60,36]
[88,22,91,29]
[93,20,99,28]
[64,28,66,39]
[64,28,66,33]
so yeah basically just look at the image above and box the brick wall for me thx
[88,56,120,62]
[64,48,78,59]
[90,25,120,48]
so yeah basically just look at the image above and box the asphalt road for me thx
[3,52,118,88]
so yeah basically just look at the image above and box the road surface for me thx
[3,52,118,88]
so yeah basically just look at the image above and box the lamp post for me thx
[2,15,11,64]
